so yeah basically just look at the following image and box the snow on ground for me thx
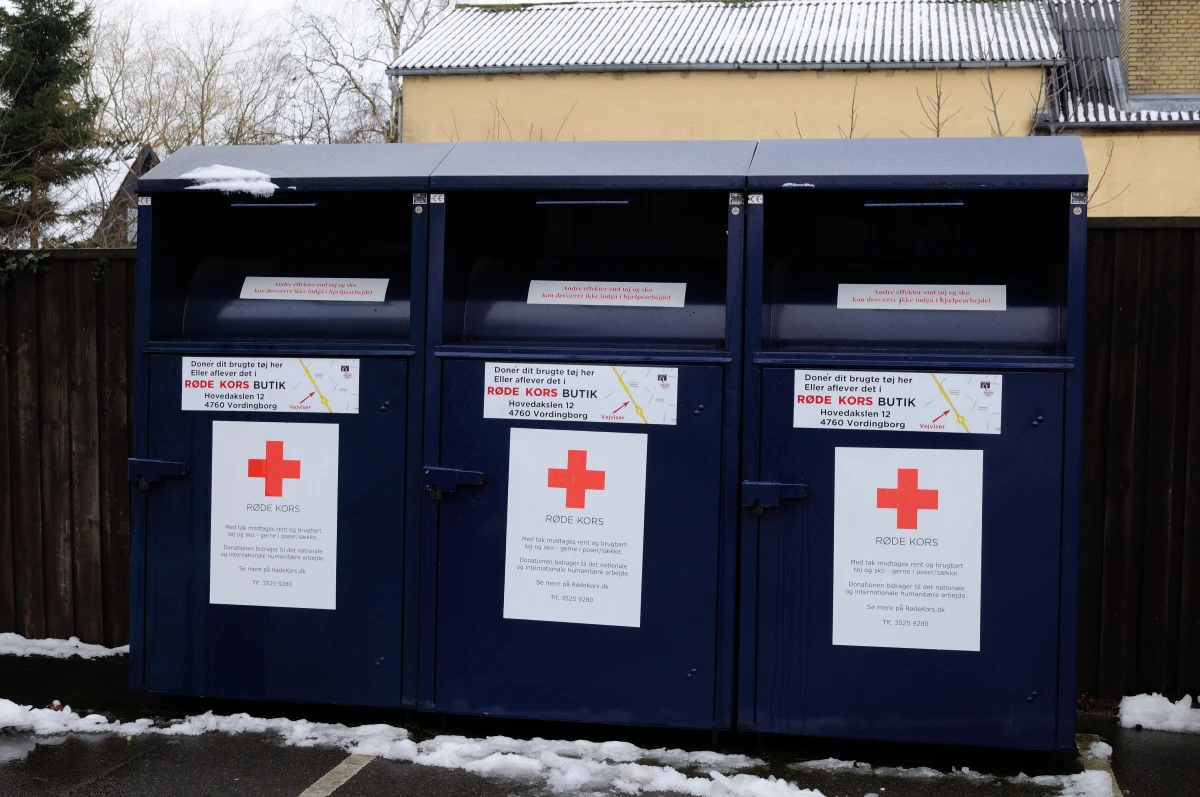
[1084,740,1112,761]
[180,164,279,197]
[1119,693,1200,734]
[794,757,1112,797]
[0,633,128,660]
[0,698,814,795]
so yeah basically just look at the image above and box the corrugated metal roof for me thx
[1043,0,1200,127]
[389,0,1062,75]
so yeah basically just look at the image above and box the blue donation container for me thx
[738,138,1088,750]
[129,143,451,706]
[419,141,754,729]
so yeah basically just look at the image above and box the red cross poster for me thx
[209,421,339,610]
[832,447,983,652]
[503,427,648,627]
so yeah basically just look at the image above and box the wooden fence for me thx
[1078,227,1200,701]
[0,250,135,649]
[0,237,1196,700]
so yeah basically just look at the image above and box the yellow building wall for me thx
[402,69,1200,218]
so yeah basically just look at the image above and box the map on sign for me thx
[482,362,678,426]
[181,357,360,415]
[793,369,1002,435]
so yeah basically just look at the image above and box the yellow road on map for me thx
[298,358,333,414]
[930,373,969,433]
[611,366,648,424]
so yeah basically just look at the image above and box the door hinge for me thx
[742,480,809,516]
[128,458,189,492]
[423,467,485,500]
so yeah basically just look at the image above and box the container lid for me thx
[430,140,757,190]
[748,137,1089,190]
[139,143,454,193]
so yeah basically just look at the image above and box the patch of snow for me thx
[0,698,808,794]
[1119,693,1200,734]
[1009,771,1113,797]
[0,633,128,660]
[1085,741,1112,761]
[181,164,279,197]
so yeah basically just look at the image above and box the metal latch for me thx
[128,458,189,492]
[423,467,485,500]
[742,480,809,516]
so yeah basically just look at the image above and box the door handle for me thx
[128,458,190,492]
[423,467,486,500]
[742,480,809,516]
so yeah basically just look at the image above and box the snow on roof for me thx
[1043,0,1200,128]
[388,0,1062,75]
[43,146,141,246]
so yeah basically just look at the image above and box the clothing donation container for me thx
[419,141,754,729]
[739,138,1087,751]
[129,143,451,706]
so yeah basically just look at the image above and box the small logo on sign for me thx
[657,373,670,388]
[341,364,352,379]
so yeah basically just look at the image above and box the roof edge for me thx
[389,60,1061,77]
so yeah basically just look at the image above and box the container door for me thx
[431,359,724,728]
[141,355,407,706]
[752,368,1063,749]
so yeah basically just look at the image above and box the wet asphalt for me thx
[0,654,1195,796]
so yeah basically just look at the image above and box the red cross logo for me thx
[876,468,938,530]
[547,449,605,509]
[247,440,301,497]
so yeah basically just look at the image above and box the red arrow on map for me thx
[612,401,629,414]
[931,409,950,423]
[299,392,315,404]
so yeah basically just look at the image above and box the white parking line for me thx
[298,754,376,797]
[1076,733,1122,797]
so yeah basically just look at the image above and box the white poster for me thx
[837,284,1006,311]
[833,447,983,652]
[209,421,339,610]
[484,362,677,425]
[527,280,686,308]
[794,370,1002,435]
[182,357,359,414]
[503,427,647,628]
[240,276,388,302]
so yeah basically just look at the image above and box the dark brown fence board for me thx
[37,263,74,639]
[1178,238,1200,697]
[1138,230,1188,696]
[99,260,131,647]
[1078,227,1114,697]
[0,286,13,633]
[1097,230,1152,696]
[68,267,103,643]
[12,270,44,638]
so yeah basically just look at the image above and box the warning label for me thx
[837,283,1006,311]
[209,421,339,610]
[181,357,359,414]
[503,427,647,628]
[833,447,983,652]
[527,280,686,308]
[240,276,388,302]
[483,362,677,425]
[793,370,1002,435]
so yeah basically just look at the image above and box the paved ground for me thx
[0,655,1195,796]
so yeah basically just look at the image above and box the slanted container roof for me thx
[139,143,454,193]
[748,137,1089,190]
[430,140,758,190]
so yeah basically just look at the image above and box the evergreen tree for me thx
[0,0,100,248]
